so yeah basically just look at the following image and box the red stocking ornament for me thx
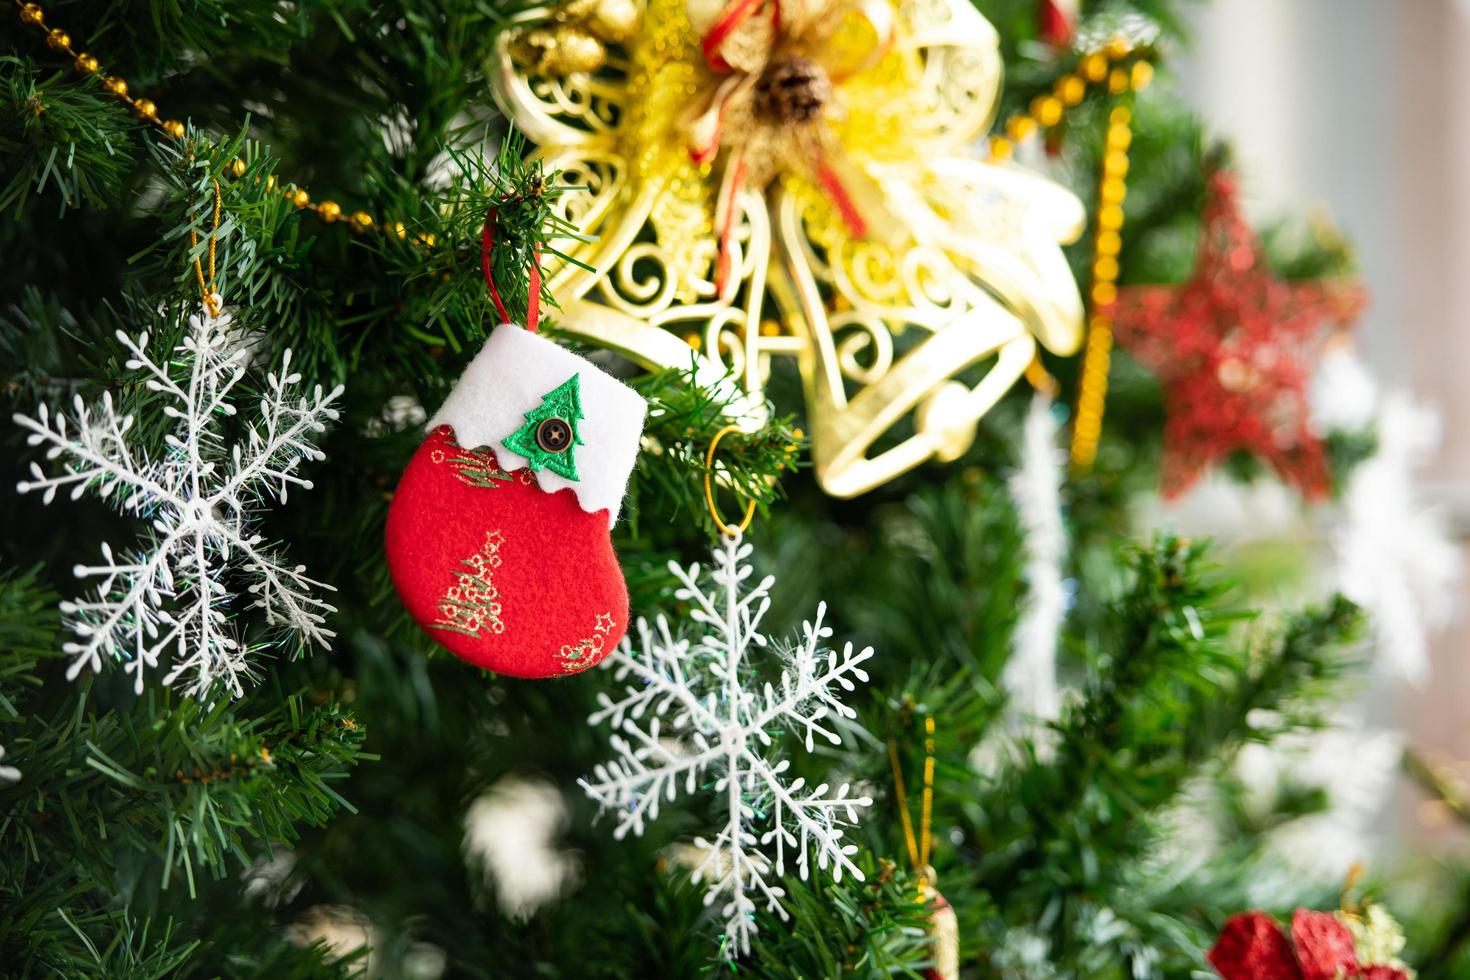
[386,324,646,677]
[925,886,960,980]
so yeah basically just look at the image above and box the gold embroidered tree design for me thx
[430,439,512,489]
[433,531,507,637]
[558,611,615,673]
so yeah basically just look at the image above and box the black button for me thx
[536,417,573,454]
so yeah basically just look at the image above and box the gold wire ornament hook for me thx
[191,178,223,317]
[887,713,937,900]
[704,424,757,538]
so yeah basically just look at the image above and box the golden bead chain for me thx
[17,2,182,137]
[982,39,1150,468]
[1070,103,1135,470]
[13,1,423,242]
[986,40,1153,163]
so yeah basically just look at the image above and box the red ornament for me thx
[1110,172,1366,499]
[1207,910,1410,980]
[925,889,959,980]
[385,324,646,678]
[1037,0,1076,46]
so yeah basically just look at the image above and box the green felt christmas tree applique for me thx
[502,374,584,480]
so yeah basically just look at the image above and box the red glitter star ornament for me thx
[1111,172,1366,499]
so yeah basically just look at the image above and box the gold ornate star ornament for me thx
[492,0,1086,496]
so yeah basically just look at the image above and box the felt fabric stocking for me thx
[385,324,646,677]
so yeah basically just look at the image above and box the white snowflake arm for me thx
[0,744,20,784]
[222,529,338,645]
[583,534,874,958]
[157,561,239,698]
[589,618,723,732]
[60,532,183,689]
[670,538,775,662]
[756,765,870,883]
[756,605,874,750]
[217,349,344,506]
[579,719,720,837]
[693,791,783,956]
[14,394,180,512]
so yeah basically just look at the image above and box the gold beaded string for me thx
[986,41,1153,163]
[985,41,1151,461]
[16,2,181,136]
[1023,356,1061,398]
[1069,103,1133,470]
[15,2,183,135]
[887,714,936,900]
[192,179,224,317]
[13,0,416,241]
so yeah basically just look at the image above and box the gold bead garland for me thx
[11,0,396,238]
[1070,103,1134,470]
[982,38,1150,469]
[986,42,1150,163]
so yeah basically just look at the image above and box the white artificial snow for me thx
[1311,342,1379,433]
[463,776,581,920]
[243,849,303,907]
[1135,472,1303,545]
[0,744,18,784]
[1235,718,1404,887]
[581,533,874,956]
[285,905,376,970]
[13,304,343,698]
[428,324,647,525]
[1335,395,1460,685]
[1004,394,1066,728]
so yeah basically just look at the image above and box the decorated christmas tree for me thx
[2,0,1464,977]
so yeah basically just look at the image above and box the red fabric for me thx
[923,890,957,980]
[1207,909,1410,980]
[1208,912,1303,980]
[1037,0,1074,45]
[1111,171,1366,500]
[385,426,628,678]
[1291,909,1359,980]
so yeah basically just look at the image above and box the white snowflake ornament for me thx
[580,533,874,956]
[0,744,19,784]
[1336,395,1460,685]
[14,304,344,698]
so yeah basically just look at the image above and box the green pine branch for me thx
[0,57,143,218]
[623,367,804,543]
[746,857,937,977]
[965,537,1360,971]
[370,134,593,353]
[4,686,365,898]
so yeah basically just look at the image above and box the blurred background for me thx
[1175,0,1470,852]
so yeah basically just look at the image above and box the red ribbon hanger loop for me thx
[481,203,542,333]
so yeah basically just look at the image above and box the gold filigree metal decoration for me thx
[492,0,1085,496]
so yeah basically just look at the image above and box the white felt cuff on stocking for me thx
[428,325,646,525]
